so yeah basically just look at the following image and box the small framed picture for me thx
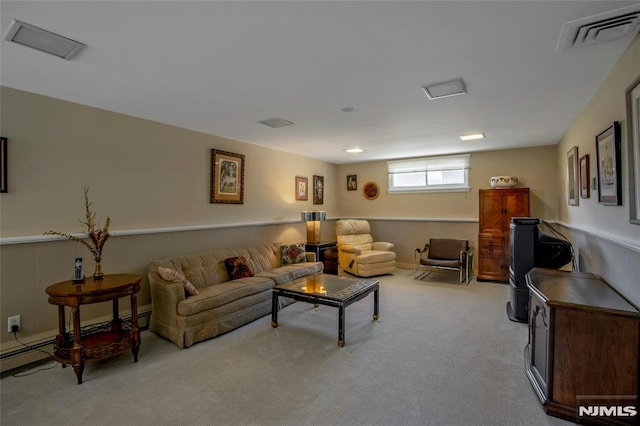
[295,176,308,201]
[313,175,324,205]
[567,146,579,206]
[347,175,357,191]
[0,137,6,193]
[579,154,590,199]
[595,122,622,206]
[211,149,245,204]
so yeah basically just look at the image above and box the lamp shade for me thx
[301,211,326,222]
[301,211,326,244]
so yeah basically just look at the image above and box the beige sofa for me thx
[148,243,322,348]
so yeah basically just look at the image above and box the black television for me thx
[506,218,573,322]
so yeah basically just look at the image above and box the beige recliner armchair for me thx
[336,219,396,277]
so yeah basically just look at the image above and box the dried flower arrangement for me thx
[44,187,110,279]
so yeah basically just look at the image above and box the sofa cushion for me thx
[177,276,274,316]
[157,266,199,296]
[224,256,254,280]
[356,250,396,264]
[256,262,324,284]
[281,243,306,265]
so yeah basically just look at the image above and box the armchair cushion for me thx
[428,238,468,260]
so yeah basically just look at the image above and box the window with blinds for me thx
[387,154,470,193]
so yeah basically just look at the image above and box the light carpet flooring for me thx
[1,269,571,425]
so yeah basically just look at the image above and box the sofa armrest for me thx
[373,241,394,251]
[339,244,362,255]
[148,272,186,325]
[305,252,317,262]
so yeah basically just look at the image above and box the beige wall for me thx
[555,34,640,307]
[337,146,559,220]
[336,145,559,267]
[0,86,337,237]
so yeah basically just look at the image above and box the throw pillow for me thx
[281,243,306,265]
[224,256,254,280]
[157,266,199,296]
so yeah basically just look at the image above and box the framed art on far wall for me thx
[626,76,640,224]
[567,146,579,205]
[595,122,622,206]
[579,154,590,199]
[211,149,245,204]
[295,176,308,201]
[313,175,324,204]
[0,137,6,193]
[347,174,357,191]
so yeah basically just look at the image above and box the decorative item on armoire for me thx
[489,176,518,188]
[44,187,110,280]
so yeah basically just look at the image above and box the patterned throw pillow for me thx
[157,266,199,296]
[281,243,306,265]
[224,256,254,280]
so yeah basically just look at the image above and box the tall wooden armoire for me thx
[477,188,530,282]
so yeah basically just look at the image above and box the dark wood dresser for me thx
[525,268,639,426]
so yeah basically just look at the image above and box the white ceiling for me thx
[1,1,638,164]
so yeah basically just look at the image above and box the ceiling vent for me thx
[258,117,294,128]
[3,19,85,60]
[422,78,467,100]
[557,4,640,52]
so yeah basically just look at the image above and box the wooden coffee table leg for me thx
[338,306,345,347]
[271,291,279,328]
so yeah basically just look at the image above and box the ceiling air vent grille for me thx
[258,117,294,128]
[557,4,640,52]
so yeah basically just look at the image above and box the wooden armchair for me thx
[414,238,473,284]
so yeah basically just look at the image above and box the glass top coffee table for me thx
[271,273,379,347]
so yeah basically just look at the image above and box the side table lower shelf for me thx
[53,320,138,365]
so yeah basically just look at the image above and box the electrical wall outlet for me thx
[7,315,20,332]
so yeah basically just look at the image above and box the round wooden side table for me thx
[45,274,141,384]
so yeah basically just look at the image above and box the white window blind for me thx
[387,154,471,193]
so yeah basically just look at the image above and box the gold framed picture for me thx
[295,176,308,201]
[211,149,245,204]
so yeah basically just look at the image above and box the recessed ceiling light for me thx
[460,133,485,141]
[344,147,364,153]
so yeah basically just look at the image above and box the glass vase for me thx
[93,258,104,280]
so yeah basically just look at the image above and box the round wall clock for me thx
[363,182,380,200]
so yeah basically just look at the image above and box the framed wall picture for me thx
[579,154,590,199]
[363,181,380,200]
[313,175,324,205]
[595,122,622,206]
[295,176,308,201]
[210,149,245,204]
[626,76,640,224]
[347,174,357,191]
[0,137,6,193]
[567,146,579,206]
